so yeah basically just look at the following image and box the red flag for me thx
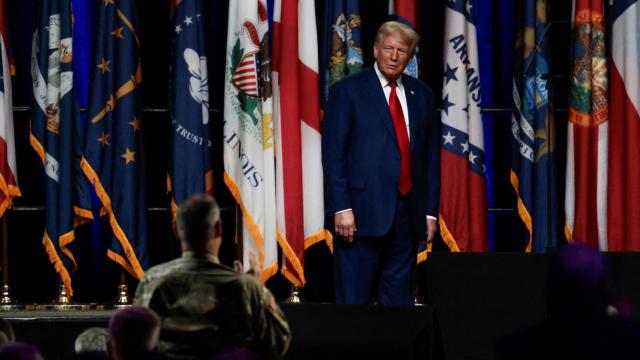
[272,0,331,286]
[565,0,608,249]
[608,0,640,251]
[0,0,20,217]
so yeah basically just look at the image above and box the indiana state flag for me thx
[437,0,488,256]
[510,0,558,252]
[30,0,93,296]
[168,0,213,227]
[80,0,147,279]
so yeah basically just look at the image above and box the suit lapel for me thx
[364,68,398,145]
[404,75,419,154]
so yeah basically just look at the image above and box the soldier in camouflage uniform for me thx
[134,193,291,359]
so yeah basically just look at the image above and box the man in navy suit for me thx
[322,21,440,305]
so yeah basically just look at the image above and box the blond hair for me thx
[375,21,420,53]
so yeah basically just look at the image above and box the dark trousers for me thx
[334,196,417,305]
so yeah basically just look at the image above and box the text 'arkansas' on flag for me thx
[437,0,488,258]
[80,0,148,280]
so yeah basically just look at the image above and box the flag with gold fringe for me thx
[30,0,93,296]
[224,0,278,282]
[438,0,488,257]
[0,0,19,217]
[80,0,148,279]
[272,0,332,286]
[168,0,213,228]
[510,0,558,252]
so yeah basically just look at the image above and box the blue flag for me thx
[30,0,93,296]
[510,0,558,252]
[321,0,363,108]
[80,0,147,278]
[168,0,212,225]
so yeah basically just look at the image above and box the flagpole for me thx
[2,214,7,286]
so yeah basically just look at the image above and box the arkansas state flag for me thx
[0,0,19,217]
[608,0,640,251]
[438,0,488,254]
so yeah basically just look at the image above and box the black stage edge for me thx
[4,252,640,360]
[427,252,640,360]
[0,305,434,360]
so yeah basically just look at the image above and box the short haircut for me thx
[75,327,108,353]
[375,21,420,53]
[176,193,220,246]
[108,306,160,355]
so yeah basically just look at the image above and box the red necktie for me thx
[388,80,412,195]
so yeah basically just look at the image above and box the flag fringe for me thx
[510,170,533,252]
[564,223,574,243]
[80,157,145,279]
[281,266,303,287]
[417,242,433,263]
[277,229,306,285]
[223,171,274,282]
[42,231,74,297]
[439,216,461,252]
[304,228,333,253]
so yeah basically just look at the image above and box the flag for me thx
[0,0,19,217]
[272,0,331,286]
[30,0,93,295]
[320,0,363,109]
[224,0,278,282]
[608,0,640,251]
[436,0,488,257]
[169,0,213,228]
[510,0,558,252]
[565,0,608,249]
[80,0,147,279]
[388,0,419,78]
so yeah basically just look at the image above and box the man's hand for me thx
[426,218,437,244]
[234,252,262,280]
[335,210,356,242]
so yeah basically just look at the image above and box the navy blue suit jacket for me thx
[322,67,440,239]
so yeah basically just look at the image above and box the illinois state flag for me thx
[168,0,213,227]
[81,0,148,279]
[608,0,640,251]
[224,0,278,281]
[438,0,488,254]
[565,0,609,249]
[272,0,331,286]
[0,0,19,217]
[31,0,93,295]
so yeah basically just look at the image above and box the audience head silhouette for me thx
[176,193,222,255]
[0,343,43,360]
[108,306,160,360]
[548,243,609,320]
